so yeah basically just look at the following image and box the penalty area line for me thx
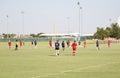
[32,62,120,78]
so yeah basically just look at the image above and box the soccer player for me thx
[34,40,37,48]
[108,40,111,48]
[71,40,77,56]
[55,40,60,56]
[96,40,100,51]
[83,40,86,48]
[61,41,65,51]
[8,40,12,49]
[20,40,23,48]
[67,40,70,47]
[31,41,34,45]
[15,40,19,50]
[49,40,52,48]
[78,40,81,45]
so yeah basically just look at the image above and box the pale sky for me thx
[0,0,120,35]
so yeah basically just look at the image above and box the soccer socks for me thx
[56,50,59,56]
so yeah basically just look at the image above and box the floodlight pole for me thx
[54,22,56,41]
[6,15,9,39]
[77,2,81,43]
[81,7,83,39]
[21,11,24,35]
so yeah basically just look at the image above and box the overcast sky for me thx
[0,0,120,35]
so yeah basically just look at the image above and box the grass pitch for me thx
[0,41,120,78]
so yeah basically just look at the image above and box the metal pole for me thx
[81,7,83,38]
[77,2,80,43]
[54,22,56,41]
[21,11,24,35]
[6,15,9,39]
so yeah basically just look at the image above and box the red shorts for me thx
[9,45,11,46]
[73,49,76,53]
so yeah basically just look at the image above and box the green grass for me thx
[0,41,120,78]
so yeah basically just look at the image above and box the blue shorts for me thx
[55,48,59,50]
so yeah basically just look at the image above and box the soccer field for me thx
[0,41,120,78]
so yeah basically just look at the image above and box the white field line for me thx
[32,62,120,78]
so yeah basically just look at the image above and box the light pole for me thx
[21,11,24,35]
[81,7,83,38]
[77,2,82,44]
[6,15,9,38]
[77,2,82,45]
[109,18,112,26]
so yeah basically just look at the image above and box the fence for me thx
[0,36,86,42]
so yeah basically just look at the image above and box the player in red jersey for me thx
[108,40,111,48]
[83,40,86,48]
[67,40,70,47]
[8,40,12,49]
[71,40,77,56]
[49,40,52,48]
[20,40,23,48]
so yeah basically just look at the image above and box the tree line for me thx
[0,33,45,39]
[94,23,120,40]
[1,23,120,39]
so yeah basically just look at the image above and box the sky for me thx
[0,0,120,35]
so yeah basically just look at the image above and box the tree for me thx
[30,33,44,38]
[94,27,106,39]
[2,33,16,39]
[2,33,7,38]
[94,23,120,39]
[30,34,37,37]
[105,27,111,37]
[109,23,120,39]
[37,33,44,38]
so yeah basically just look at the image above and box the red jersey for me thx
[72,42,77,50]
[20,41,23,47]
[49,41,52,47]
[83,41,86,48]
[67,40,70,47]
[84,41,86,45]
[108,40,110,45]
[8,41,12,46]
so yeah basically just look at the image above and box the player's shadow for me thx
[49,55,56,57]
[64,54,72,56]
[49,54,72,57]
